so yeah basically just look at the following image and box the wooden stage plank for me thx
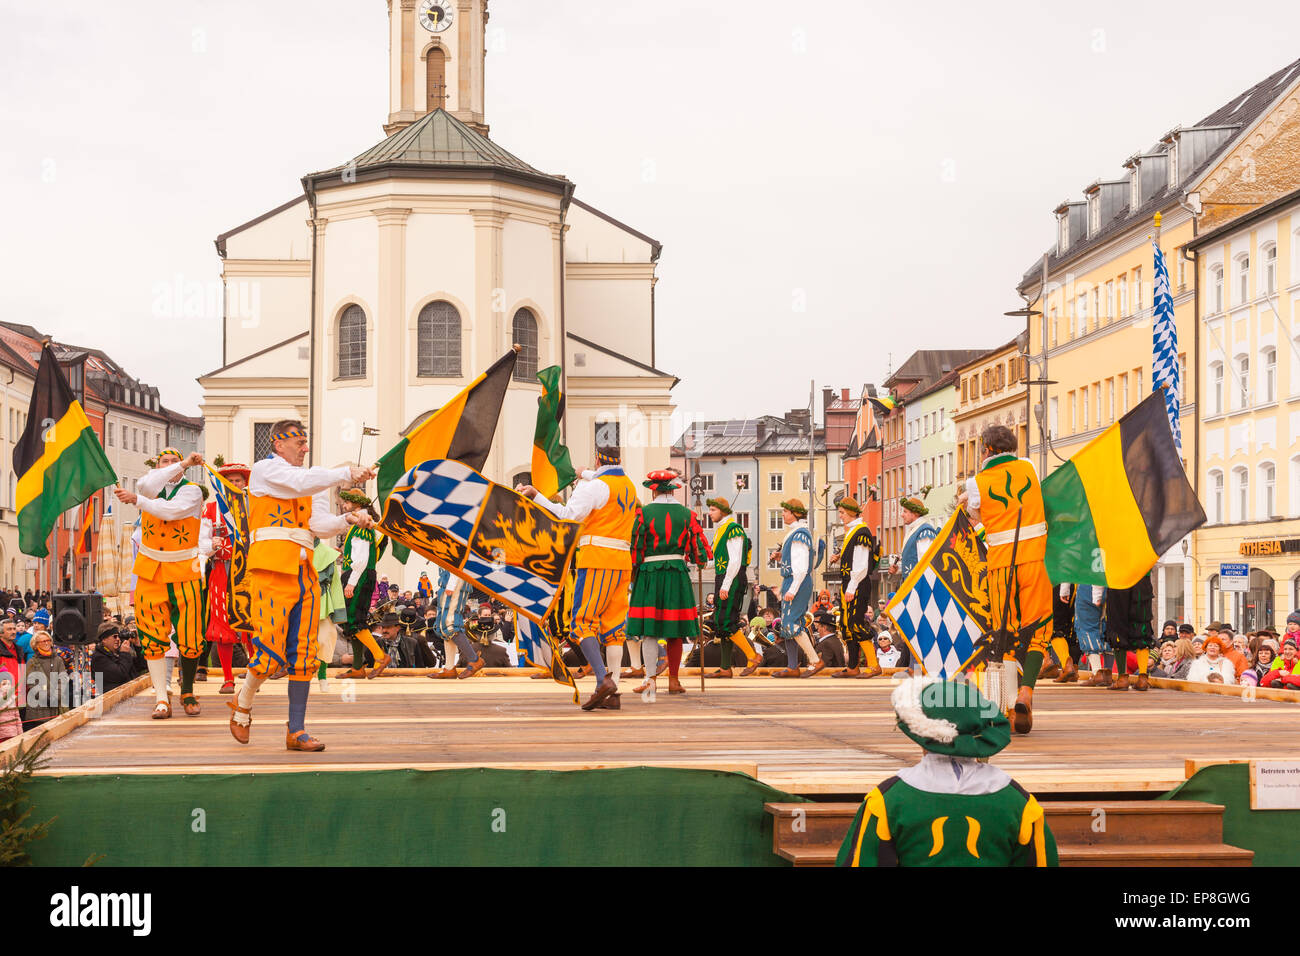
[35,676,1300,796]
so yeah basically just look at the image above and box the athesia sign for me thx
[1239,538,1300,557]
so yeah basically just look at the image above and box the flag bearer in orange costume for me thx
[961,425,1052,735]
[227,420,374,751]
[521,446,638,712]
[115,448,207,720]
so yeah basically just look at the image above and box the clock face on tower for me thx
[418,1,454,33]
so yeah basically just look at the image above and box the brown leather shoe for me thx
[219,680,235,695]
[739,658,762,676]
[181,693,201,717]
[771,667,800,678]
[338,667,368,680]
[707,668,734,678]
[1011,688,1033,735]
[227,700,251,744]
[833,667,860,678]
[285,725,325,752]
[668,678,687,695]
[427,667,458,679]
[367,653,391,679]
[1109,673,1130,691]
[597,693,621,710]
[858,666,884,679]
[530,669,552,679]
[194,668,208,683]
[1086,668,1112,687]
[1133,673,1150,691]
[458,657,486,679]
[1038,660,1062,680]
[1053,658,1079,683]
[633,678,655,694]
[622,667,645,679]
[581,676,618,711]
[802,660,827,677]
[653,657,669,678]
[151,697,172,720]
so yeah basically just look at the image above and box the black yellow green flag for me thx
[1042,390,1204,589]
[15,344,118,557]
[530,365,575,499]
[376,348,518,561]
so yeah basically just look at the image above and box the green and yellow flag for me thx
[15,344,118,557]
[1042,390,1204,589]
[376,348,518,561]
[530,365,575,499]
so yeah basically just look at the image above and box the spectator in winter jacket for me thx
[23,630,71,729]
[1153,639,1193,680]
[1218,627,1249,680]
[1187,635,1237,685]
[1242,638,1279,687]
[1261,638,1300,689]
[0,620,24,741]
[90,622,144,694]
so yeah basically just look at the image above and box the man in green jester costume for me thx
[837,676,1058,867]
[703,497,762,678]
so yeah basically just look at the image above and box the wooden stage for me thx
[33,673,1300,797]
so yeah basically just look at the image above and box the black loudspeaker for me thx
[52,592,103,645]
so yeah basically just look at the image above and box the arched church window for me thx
[337,305,367,380]
[512,308,539,382]
[426,47,447,111]
[417,301,461,377]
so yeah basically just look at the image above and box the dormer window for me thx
[1088,193,1100,236]
[1057,214,1069,254]
[1129,167,1140,209]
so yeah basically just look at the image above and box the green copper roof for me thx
[310,109,568,190]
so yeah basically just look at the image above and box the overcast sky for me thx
[3,0,1299,426]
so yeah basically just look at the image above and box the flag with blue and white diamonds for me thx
[378,458,582,625]
[1151,238,1182,454]
[884,509,989,679]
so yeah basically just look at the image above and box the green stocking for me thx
[1021,650,1043,690]
[180,655,200,695]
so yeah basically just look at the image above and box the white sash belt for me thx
[578,535,630,551]
[985,522,1047,547]
[642,554,685,564]
[138,543,198,563]
[252,526,314,548]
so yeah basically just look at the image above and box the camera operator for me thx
[91,621,145,693]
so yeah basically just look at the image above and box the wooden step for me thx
[1060,844,1254,867]
[765,800,1253,867]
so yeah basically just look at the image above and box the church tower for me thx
[385,0,489,136]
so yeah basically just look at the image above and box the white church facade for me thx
[199,0,678,583]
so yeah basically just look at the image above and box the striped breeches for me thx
[134,578,205,660]
[248,561,320,681]
[571,567,630,647]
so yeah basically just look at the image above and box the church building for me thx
[199,0,678,582]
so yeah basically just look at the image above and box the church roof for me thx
[305,109,571,196]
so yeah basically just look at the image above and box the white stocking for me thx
[795,632,819,665]
[605,644,622,689]
[146,658,168,704]
[627,640,643,669]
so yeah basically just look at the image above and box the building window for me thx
[336,305,367,379]
[1211,265,1224,313]
[700,473,715,493]
[1107,379,1115,423]
[1069,392,1077,433]
[132,428,138,452]
[1048,396,1059,435]
[1263,347,1277,403]
[733,472,750,491]
[1104,281,1114,321]
[1236,255,1250,305]
[769,473,783,492]
[417,301,461,377]
[1236,355,1250,408]
[425,46,446,111]
[1067,304,1076,340]
[121,424,127,447]
[801,471,811,492]
[1118,277,1128,317]
[511,308,539,382]
[107,426,114,447]
[1261,463,1276,519]
[1080,386,1089,430]
[253,423,274,461]
[1233,466,1249,522]
[1211,362,1224,415]
[1263,243,1277,295]
[961,378,968,402]
[155,433,160,455]
[1210,470,1224,523]
[1049,308,1058,347]
[970,375,980,399]
[1133,267,1143,311]
[768,509,783,532]
[735,511,751,531]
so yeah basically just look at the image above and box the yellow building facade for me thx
[1020,58,1300,625]
[1191,188,1300,630]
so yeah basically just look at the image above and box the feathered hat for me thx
[643,469,681,494]
[891,676,1010,759]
